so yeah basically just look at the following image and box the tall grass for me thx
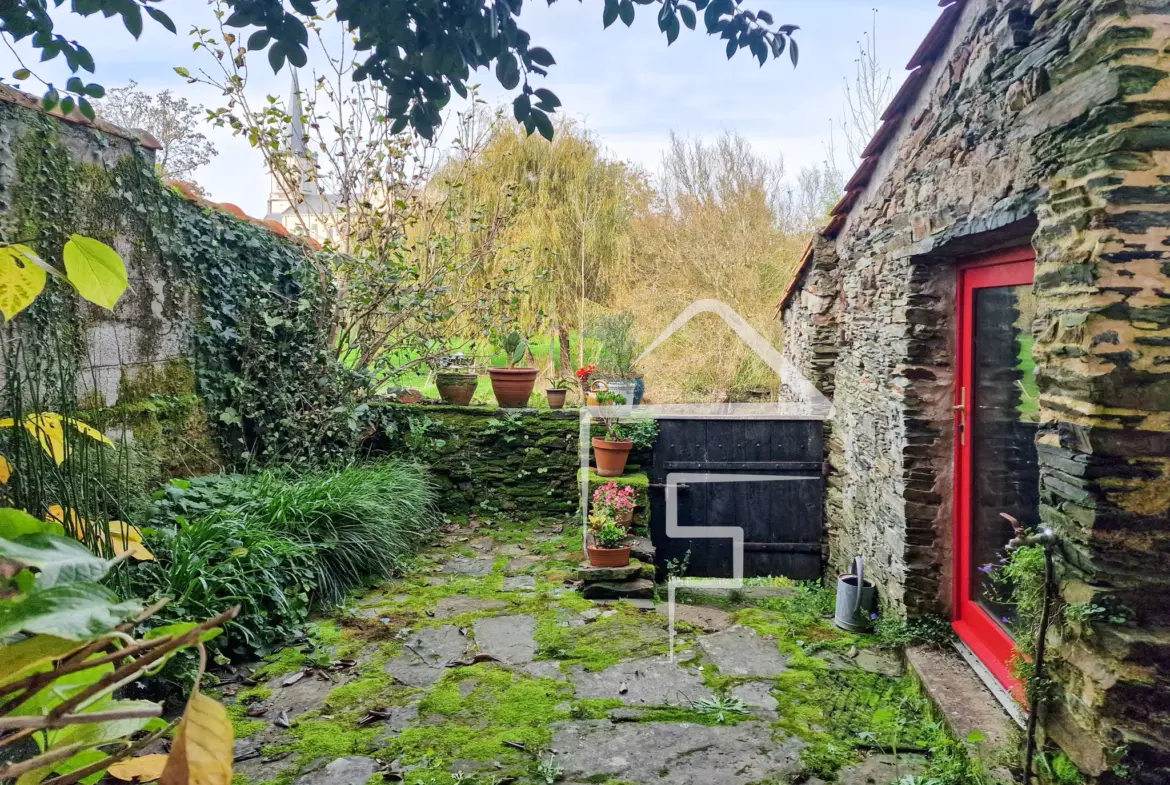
[236,462,438,605]
[134,460,439,657]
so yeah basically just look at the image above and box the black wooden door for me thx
[648,418,823,580]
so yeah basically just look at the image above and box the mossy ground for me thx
[224,518,993,785]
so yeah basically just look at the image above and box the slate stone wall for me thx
[368,404,649,520]
[781,1,1170,780]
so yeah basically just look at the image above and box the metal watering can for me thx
[834,557,877,632]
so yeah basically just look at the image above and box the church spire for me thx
[286,69,308,160]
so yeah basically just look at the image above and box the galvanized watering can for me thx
[834,557,877,632]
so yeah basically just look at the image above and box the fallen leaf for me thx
[281,670,305,687]
[446,653,501,668]
[0,455,10,485]
[160,692,233,785]
[108,753,169,782]
[502,741,527,751]
[245,705,268,717]
[274,710,291,729]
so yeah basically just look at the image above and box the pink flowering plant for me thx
[592,481,637,518]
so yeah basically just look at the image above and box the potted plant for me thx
[592,481,637,528]
[576,364,598,403]
[488,331,539,408]
[587,510,631,567]
[592,390,633,477]
[435,353,478,406]
[589,311,644,405]
[546,379,571,409]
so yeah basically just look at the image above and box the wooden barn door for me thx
[953,248,1039,694]
[649,418,824,580]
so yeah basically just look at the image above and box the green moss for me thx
[390,664,572,769]
[253,646,310,680]
[227,704,268,740]
[535,605,670,671]
[286,718,381,763]
[118,359,198,403]
[237,685,274,703]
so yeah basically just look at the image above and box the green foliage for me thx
[132,461,438,657]
[874,614,955,650]
[986,545,1047,655]
[1037,750,1086,785]
[593,521,627,549]
[616,418,658,450]
[588,311,640,377]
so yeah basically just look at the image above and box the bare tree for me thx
[97,81,217,183]
[840,10,892,168]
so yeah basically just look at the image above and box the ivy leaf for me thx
[0,244,47,321]
[62,235,129,310]
[0,533,110,587]
[0,582,139,639]
[160,692,233,785]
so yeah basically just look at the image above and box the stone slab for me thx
[523,660,569,682]
[628,536,656,563]
[263,672,336,718]
[474,615,537,664]
[549,720,804,785]
[385,626,470,686]
[730,681,778,711]
[506,555,542,573]
[854,648,904,678]
[568,656,711,706]
[836,753,927,785]
[430,596,507,619]
[577,561,645,582]
[440,557,495,576]
[656,603,733,632]
[295,756,381,785]
[582,578,654,600]
[697,627,787,677]
[905,646,1016,752]
[501,575,536,592]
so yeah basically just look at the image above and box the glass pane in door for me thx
[969,283,1040,635]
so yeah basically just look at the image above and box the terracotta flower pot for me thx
[615,508,634,528]
[436,372,478,406]
[592,436,633,477]
[489,367,539,408]
[587,544,631,568]
[545,388,567,409]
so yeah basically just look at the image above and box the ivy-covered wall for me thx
[368,403,651,520]
[0,91,362,473]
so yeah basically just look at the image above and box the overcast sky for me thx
[1,1,939,217]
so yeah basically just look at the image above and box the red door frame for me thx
[952,246,1035,695]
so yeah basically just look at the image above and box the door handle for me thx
[649,483,690,492]
[954,387,967,446]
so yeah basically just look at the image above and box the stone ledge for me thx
[905,645,1018,780]
[577,559,655,583]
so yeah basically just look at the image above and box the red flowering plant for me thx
[575,364,598,393]
[592,481,637,526]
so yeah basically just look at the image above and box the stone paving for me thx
[217,518,974,785]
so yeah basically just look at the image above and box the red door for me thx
[953,247,1039,695]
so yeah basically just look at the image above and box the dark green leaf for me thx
[789,37,799,66]
[268,42,287,73]
[726,37,737,59]
[248,30,272,50]
[42,87,59,112]
[0,509,61,540]
[531,108,554,141]
[59,96,75,116]
[513,93,531,122]
[286,42,309,68]
[618,0,635,26]
[533,87,560,110]
[290,0,317,15]
[145,6,177,34]
[750,36,767,66]
[603,0,619,29]
[74,46,95,73]
[495,54,520,90]
[84,83,105,98]
[527,47,555,67]
[757,10,773,25]
[678,6,696,30]
[121,4,143,38]
[12,68,31,80]
[66,76,85,93]
[78,97,95,120]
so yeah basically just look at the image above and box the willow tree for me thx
[434,114,650,374]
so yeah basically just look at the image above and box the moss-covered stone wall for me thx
[367,403,651,520]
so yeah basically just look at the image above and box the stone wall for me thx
[368,404,651,520]
[780,1,1170,780]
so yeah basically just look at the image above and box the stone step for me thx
[582,578,655,600]
[628,536,656,564]
[577,559,654,583]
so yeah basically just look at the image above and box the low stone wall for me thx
[368,403,652,520]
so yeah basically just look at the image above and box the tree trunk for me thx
[558,324,572,376]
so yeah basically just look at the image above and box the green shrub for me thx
[236,461,438,605]
[132,460,438,657]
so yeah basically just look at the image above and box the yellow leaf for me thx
[64,416,114,447]
[47,504,70,526]
[160,692,233,785]
[22,414,67,465]
[108,754,169,782]
[0,455,11,485]
[62,235,129,311]
[109,520,155,561]
[0,418,15,428]
[0,244,47,321]
[0,634,84,691]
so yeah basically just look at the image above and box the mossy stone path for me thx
[224,518,983,785]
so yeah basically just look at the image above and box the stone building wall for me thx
[781,0,1170,780]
